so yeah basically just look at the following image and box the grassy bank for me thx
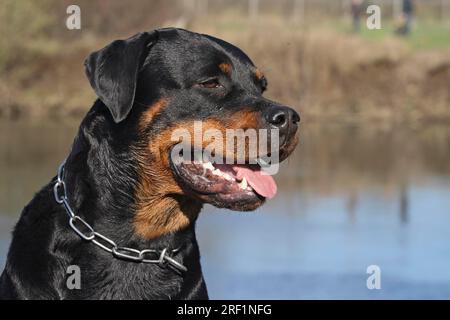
[1,6,450,124]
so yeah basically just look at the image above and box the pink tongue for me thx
[232,165,277,199]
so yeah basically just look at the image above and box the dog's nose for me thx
[264,106,300,139]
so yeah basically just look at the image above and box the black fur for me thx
[85,31,158,123]
[0,28,299,300]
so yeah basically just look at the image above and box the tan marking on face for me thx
[255,68,265,81]
[224,110,264,162]
[219,63,232,76]
[139,98,168,131]
[225,109,260,129]
[133,112,262,239]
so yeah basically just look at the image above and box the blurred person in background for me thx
[396,0,414,35]
[351,0,363,32]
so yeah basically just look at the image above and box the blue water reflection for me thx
[1,121,450,299]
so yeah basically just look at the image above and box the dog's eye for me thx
[198,78,222,89]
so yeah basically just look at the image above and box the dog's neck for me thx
[62,113,202,249]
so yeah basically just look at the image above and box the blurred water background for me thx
[1,120,450,299]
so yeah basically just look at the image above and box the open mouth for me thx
[170,150,277,211]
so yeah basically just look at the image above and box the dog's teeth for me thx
[239,177,248,190]
[212,169,222,176]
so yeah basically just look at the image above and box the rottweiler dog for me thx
[0,28,299,300]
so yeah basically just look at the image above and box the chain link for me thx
[53,161,187,273]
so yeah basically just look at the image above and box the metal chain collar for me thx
[53,160,187,273]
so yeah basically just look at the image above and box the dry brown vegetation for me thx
[1,1,450,123]
[193,12,450,123]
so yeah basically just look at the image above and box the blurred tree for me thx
[0,0,55,70]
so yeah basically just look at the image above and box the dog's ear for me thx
[84,31,158,123]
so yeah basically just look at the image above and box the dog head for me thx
[84,28,300,239]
